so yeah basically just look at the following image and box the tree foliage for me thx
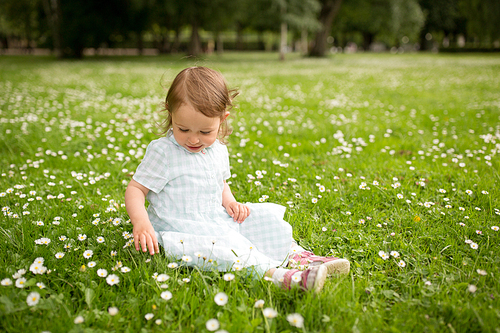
[0,0,43,48]
[0,0,498,58]
[418,0,466,49]
[337,0,424,49]
[459,0,500,44]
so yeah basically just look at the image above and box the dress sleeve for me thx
[221,144,231,180]
[132,140,169,193]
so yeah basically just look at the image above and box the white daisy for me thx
[223,273,235,281]
[254,299,265,308]
[157,274,169,282]
[263,308,278,318]
[160,291,172,301]
[97,269,108,277]
[378,251,389,260]
[206,319,220,331]
[214,292,228,306]
[167,262,178,269]
[108,307,119,316]
[286,313,304,328]
[1,278,13,286]
[106,274,120,286]
[26,291,40,306]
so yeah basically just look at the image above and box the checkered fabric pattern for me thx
[133,131,293,276]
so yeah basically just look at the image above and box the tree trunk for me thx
[257,31,265,50]
[280,22,287,61]
[309,0,343,57]
[236,24,244,51]
[25,11,33,53]
[73,44,84,58]
[41,0,63,58]
[362,32,373,51]
[0,35,9,49]
[301,29,308,55]
[137,32,144,55]
[419,31,428,51]
[161,33,171,54]
[172,28,181,53]
[156,32,170,54]
[215,32,224,55]
[188,21,201,57]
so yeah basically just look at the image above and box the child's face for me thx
[171,103,228,153]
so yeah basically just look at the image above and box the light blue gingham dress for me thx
[133,131,293,275]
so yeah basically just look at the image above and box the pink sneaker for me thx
[289,251,350,276]
[282,265,328,293]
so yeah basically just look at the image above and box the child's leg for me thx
[264,268,276,279]
[265,266,328,293]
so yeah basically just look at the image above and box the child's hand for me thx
[226,202,250,224]
[133,220,160,255]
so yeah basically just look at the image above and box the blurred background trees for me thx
[0,0,498,58]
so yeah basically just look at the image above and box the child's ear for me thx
[222,111,230,122]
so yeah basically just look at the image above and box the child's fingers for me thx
[239,205,250,223]
[134,236,140,251]
[140,234,148,252]
[154,240,160,254]
[237,205,248,223]
[232,204,240,221]
[227,206,234,217]
[243,205,250,219]
[146,235,155,255]
[151,233,159,254]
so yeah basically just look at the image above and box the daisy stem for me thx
[177,291,187,330]
[262,312,271,333]
[351,272,355,301]
[193,265,209,291]
[126,248,138,269]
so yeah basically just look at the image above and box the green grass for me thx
[0,51,499,332]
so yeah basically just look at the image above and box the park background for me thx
[1,1,500,333]
[1,0,500,58]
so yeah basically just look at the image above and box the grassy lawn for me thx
[0,52,499,332]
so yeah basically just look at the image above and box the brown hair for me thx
[158,67,239,144]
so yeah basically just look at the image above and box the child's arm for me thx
[222,180,250,224]
[125,179,159,255]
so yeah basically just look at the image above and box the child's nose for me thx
[188,135,200,144]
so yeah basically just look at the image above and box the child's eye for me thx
[201,131,212,135]
[179,128,188,132]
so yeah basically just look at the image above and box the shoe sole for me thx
[322,259,350,276]
[312,265,328,293]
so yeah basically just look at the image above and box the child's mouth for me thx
[187,145,202,151]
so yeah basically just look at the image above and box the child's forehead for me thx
[173,103,220,120]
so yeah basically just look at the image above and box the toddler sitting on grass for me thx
[125,66,350,292]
